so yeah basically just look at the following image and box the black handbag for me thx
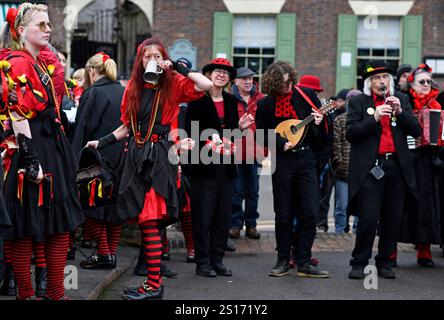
[76,147,116,209]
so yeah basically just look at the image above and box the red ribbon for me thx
[98,52,110,64]
[6,7,19,40]
[89,179,97,207]
[1,71,9,106]
[38,182,44,207]
[17,170,24,206]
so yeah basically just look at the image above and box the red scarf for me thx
[410,88,441,111]
[275,91,298,119]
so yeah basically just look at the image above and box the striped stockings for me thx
[181,210,194,252]
[32,241,46,267]
[89,218,121,256]
[140,221,162,290]
[12,234,69,300]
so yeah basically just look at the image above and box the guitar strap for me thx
[294,86,328,133]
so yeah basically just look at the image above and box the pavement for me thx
[1,230,443,300]
[99,230,444,301]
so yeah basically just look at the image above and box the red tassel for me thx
[89,179,97,207]
[17,171,24,205]
[38,182,44,207]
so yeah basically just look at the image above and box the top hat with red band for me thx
[202,58,237,80]
[362,60,394,80]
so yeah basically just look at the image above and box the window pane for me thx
[248,47,260,55]
[373,49,385,57]
[263,48,275,55]
[386,60,399,72]
[234,47,246,54]
[262,57,275,71]
[233,16,277,48]
[234,57,246,69]
[247,57,260,73]
[357,17,401,50]
[358,48,370,56]
[387,49,400,57]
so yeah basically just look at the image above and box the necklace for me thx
[131,88,161,147]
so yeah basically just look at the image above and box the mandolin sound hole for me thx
[291,125,298,135]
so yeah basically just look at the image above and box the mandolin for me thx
[275,100,340,149]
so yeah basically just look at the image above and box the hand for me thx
[159,59,173,71]
[238,113,255,130]
[312,108,324,126]
[374,104,393,122]
[284,141,294,152]
[385,96,402,115]
[86,140,99,149]
[36,165,44,184]
[212,133,222,145]
[177,138,196,152]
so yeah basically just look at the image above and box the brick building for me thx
[0,0,443,97]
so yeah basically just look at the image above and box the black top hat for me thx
[362,60,394,80]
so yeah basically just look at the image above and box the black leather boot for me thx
[122,282,163,300]
[35,266,47,298]
[79,254,114,270]
[133,246,148,276]
[0,264,17,296]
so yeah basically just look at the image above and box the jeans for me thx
[231,163,260,229]
[334,179,348,233]
[317,163,334,230]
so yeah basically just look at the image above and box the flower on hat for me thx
[366,67,375,73]
[68,79,78,89]
[0,61,11,72]
[47,64,55,76]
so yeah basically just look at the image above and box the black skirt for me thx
[0,162,11,237]
[3,107,84,240]
[399,147,442,245]
[113,132,179,227]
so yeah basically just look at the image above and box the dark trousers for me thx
[231,163,260,229]
[191,166,234,265]
[350,157,407,267]
[317,162,334,230]
[272,150,319,266]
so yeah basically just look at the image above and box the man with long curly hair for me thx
[255,61,330,278]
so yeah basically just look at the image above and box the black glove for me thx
[17,133,40,183]
[173,61,191,78]
[97,133,117,150]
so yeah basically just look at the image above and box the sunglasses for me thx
[31,21,52,32]
[418,79,432,86]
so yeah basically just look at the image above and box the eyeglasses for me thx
[30,21,52,32]
[418,79,432,86]
[214,69,230,76]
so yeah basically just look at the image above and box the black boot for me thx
[122,282,163,300]
[67,245,77,261]
[35,266,47,298]
[133,246,148,276]
[0,264,17,296]
[79,254,114,270]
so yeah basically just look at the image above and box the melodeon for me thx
[407,109,444,149]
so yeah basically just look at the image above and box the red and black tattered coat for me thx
[1,50,84,240]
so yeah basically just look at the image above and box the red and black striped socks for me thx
[32,241,47,268]
[181,211,194,252]
[107,224,121,256]
[417,243,432,260]
[140,221,162,290]
[11,238,34,300]
[45,233,69,300]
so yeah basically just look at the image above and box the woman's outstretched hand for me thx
[86,140,99,149]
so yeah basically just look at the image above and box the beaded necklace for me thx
[131,88,161,147]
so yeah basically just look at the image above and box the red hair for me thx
[124,37,173,122]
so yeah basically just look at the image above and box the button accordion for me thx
[407,109,444,149]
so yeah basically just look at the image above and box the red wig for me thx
[124,37,173,122]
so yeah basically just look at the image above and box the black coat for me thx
[184,91,239,179]
[255,87,328,171]
[72,77,125,170]
[346,92,422,211]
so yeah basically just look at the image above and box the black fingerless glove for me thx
[97,133,117,150]
[173,61,191,78]
[17,133,40,183]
